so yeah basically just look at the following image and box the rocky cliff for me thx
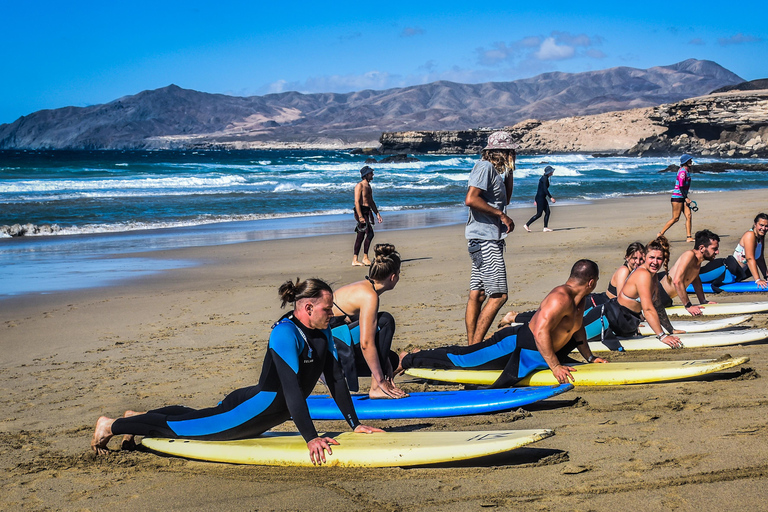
[628,90,768,157]
[380,90,768,157]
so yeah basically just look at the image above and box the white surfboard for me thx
[589,328,768,352]
[666,301,768,316]
[637,315,752,335]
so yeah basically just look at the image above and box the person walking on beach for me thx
[397,259,608,387]
[658,154,695,242]
[353,166,383,266]
[91,278,382,465]
[524,166,556,232]
[331,243,407,399]
[465,131,516,345]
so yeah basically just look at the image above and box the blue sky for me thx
[1,0,766,124]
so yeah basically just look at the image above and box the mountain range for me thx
[0,59,743,150]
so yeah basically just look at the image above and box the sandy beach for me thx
[3,189,768,511]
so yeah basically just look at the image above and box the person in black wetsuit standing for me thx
[90,278,383,465]
[524,166,556,233]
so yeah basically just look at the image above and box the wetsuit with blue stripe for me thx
[110,314,360,442]
[401,324,581,388]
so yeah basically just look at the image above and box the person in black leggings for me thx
[90,278,382,465]
[524,166,556,232]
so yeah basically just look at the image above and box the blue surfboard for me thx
[687,282,768,294]
[306,384,573,420]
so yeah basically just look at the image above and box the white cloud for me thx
[266,79,288,94]
[535,37,575,60]
[476,32,604,67]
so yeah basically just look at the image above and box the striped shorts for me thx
[468,239,507,295]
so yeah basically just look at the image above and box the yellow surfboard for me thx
[141,429,553,467]
[405,357,749,386]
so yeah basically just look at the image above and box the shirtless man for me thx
[659,229,720,316]
[398,259,608,387]
[353,166,383,266]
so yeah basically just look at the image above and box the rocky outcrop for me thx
[380,110,665,154]
[628,90,768,157]
[380,90,768,157]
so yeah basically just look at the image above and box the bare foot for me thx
[686,237,695,242]
[543,227,553,232]
[91,416,116,455]
[362,256,372,266]
[120,410,144,451]
[394,349,419,376]
[523,224,531,232]
[368,382,407,399]
[498,310,519,328]
[352,258,364,266]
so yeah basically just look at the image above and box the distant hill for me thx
[712,78,768,93]
[0,59,743,150]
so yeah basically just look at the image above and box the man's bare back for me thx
[528,284,585,352]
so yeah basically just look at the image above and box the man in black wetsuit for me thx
[91,278,382,465]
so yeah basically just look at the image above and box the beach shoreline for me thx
[3,189,768,510]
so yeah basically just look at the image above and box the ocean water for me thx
[1,149,766,297]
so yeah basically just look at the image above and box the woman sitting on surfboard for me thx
[330,243,407,399]
[91,278,382,465]
[499,241,646,326]
[734,213,768,288]
[605,242,646,300]
[698,213,768,289]
[611,237,684,348]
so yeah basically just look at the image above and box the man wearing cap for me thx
[353,166,383,266]
[464,131,517,345]
[658,154,695,242]
[524,165,557,233]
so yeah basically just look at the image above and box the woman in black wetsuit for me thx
[90,278,382,465]
[524,166,556,232]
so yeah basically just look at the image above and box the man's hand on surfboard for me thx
[307,436,339,465]
[551,364,576,384]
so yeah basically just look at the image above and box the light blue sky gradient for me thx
[1,0,765,124]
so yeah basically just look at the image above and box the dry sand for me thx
[3,190,768,511]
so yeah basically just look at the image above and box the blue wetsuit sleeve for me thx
[323,329,361,429]
[268,323,319,442]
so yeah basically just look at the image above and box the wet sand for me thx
[3,190,768,511]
